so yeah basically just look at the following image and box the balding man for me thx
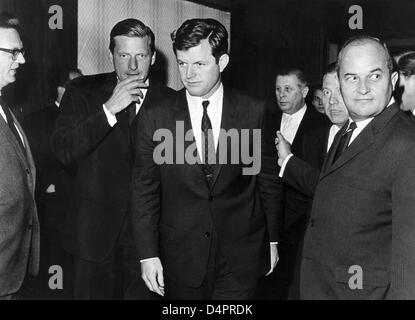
[300,35,415,299]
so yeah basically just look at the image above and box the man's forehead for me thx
[276,74,300,85]
[340,42,388,71]
[0,27,22,47]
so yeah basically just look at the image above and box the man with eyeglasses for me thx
[0,12,39,300]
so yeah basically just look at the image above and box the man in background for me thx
[262,67,329,299]
[22,68,82,299]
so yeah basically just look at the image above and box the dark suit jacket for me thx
[131,87,282,287]
[22,104,76,243]
[283,125,333,198]
[301,103,415,299]
[264,105,330,241]
[51,72,174,262]
[0,108,39,297]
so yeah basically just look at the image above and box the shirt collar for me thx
[282,104,307,120]
[348,97,396,127]
[186,83,224,109]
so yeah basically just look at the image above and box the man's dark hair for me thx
[57,68,83,88]
[397,51,415,77]
[109,18,155,54]
[324,62,337,75]
[275,67,309,87]
[171,18,228,63]
[336,35,393,75]
[0,12,20,31]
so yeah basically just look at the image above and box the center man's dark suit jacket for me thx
[301,103,415,299]
[51,72,174,262]
[131,87,282,287]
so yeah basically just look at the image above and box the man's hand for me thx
[104,75,147,115]
[275,131,292,166]
[141,258,165,297]
[266,243,279,276]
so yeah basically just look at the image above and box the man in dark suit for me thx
[276,62,349,198]
[51,19,174,299]
[0,13,39,300]
[262,68,329,299]
[131,18,281,299]
[22,68,82,298]
[300,35,415,299]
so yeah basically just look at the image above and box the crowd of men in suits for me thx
[2,11,415,300]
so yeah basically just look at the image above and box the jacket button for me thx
[204,232,210,238]
[26,168,30,174]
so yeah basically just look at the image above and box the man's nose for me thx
[330,92,339,104]
[186,65,195,79]
[129,57,138,70]
[16,52,25,64]
[358,79,370,94]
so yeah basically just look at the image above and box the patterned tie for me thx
[201,100,216,183]
[0,96,25,154]
[332,121,357,164]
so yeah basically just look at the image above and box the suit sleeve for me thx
[391,145,415,299]
[130,106,161,260]
[257,103,284,242]
[282,155,320,198]
[51,84,113,165]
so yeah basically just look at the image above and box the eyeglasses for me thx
[0,47,25,61]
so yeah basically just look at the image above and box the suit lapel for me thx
[174,90,208,188]
[320,103,400,179]
[210,88,239,189]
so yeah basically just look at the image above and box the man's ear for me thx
[218,53,229,72]
[151,51,156,66]
[302,85,309,98]
[108,49,114,63]
[391,71,399,90]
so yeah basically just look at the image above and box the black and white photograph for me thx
[1,0,415,307]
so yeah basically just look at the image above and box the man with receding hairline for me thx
[300,35,415,299]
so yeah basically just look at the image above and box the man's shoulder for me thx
[67,72,115,91]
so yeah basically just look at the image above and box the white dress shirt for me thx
[327,124,341,152]
[103,88,148,126]
[186,84,223,159]
[280,104,307,144]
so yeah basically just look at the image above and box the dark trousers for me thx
[165,230,259,300]
[70,217,159,300]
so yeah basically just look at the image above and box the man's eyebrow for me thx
[369,68,383,73]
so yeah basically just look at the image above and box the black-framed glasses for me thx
[0,47,25,61]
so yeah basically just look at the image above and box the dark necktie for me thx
[127,100,139,125]
[201,100,216,183]
[333,121,357,164]
[0,96,26,154]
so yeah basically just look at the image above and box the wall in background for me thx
[78,0,230,90]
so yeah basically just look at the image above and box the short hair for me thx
[171,18,228,63]
[0,12,20,31]
[324,62,337,75]
[336,35,394,75]
[397,52,415,77]
[275,67,309,87]
[109,19,155,54]
[57,68,83,88]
